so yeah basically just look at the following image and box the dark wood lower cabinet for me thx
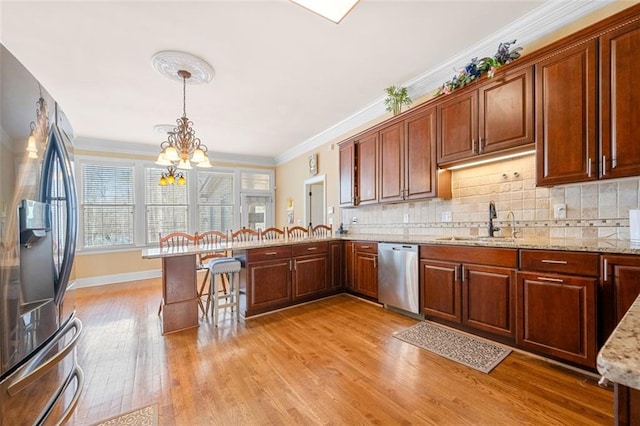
[420,245,517,340]
[615,384,640,426]
[240,242,339,317]
[463,264,515,338]
[421,258,515,338]
[329,241,343,289]
[600,254,640,346]
[247,258,292,314]
[517,272,597,367]
[352,242,378,299]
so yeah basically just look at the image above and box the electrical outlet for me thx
[442,211,452,222]
[351,216,358,224]
[328,217,333,226]
[403,213,410,223]
[554,204,567,219]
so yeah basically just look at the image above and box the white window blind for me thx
[197,170,234,232]
[81,163,134,248]
[241,171,271,191]
[145,167,188,244]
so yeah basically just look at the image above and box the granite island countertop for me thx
[142,233,640,259]
[597,294,640,390]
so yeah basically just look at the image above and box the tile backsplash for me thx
[340,154,638,240]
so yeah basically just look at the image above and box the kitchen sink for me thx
[435,236,517,242]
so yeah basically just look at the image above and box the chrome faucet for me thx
[506,210,519,238]
[488,201,500,237]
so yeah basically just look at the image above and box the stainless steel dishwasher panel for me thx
[378,243,419,315]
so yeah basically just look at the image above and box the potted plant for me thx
[384,85,412,115]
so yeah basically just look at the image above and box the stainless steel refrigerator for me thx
[0,44,83,425]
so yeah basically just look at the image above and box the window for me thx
[197,170,234,232]
[241,171,271,191]
[81,163,134,248]
[145,167,188,244]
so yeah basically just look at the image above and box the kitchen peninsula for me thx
[144,233,640,371]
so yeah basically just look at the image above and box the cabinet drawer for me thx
[420,244,517,268]
[354,241,378,254]
[520,250,599,276]
[292,241,328,257]
[247,246,292,262]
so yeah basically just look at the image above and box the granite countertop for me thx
[597,294,640,390]
[142,233,640,259]
[337,234,640,254]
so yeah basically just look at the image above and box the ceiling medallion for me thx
[151,51,214,84]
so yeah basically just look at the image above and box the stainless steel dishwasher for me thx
[378,243,420,316]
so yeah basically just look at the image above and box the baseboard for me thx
[75,269,161,288]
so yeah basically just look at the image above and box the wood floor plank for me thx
[67,279,613,425]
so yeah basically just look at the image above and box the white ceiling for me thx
[0,1,615,165]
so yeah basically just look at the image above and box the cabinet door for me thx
[437,90,478,165]
[462,264,515,338]
[600,254,640,345]
[247,259,292,313]
[355,252,378,299]
[517,272,597,367]
[344,241,355,290]
[329,241,343,289]
[339,141,355,207]
[536,40,597,186]
[357,132,378,205]
[479,66,534,154]
[405,106,438,200]
[292,254,328,300]
[421,259,461,323]
[600,20,640,179]
[378,121,405,203]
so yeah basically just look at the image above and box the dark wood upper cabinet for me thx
[379,107,449,203]
[600,19,640,179]
[378,121,405,203]
[479,66,534,154]
[338,140,355,207]
[437,90,478,164]
[437,66,534,167]
[535,40,597,186]
[356,131,378,205]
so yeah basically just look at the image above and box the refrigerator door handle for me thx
[36,365,84,426]
[7,316,82,397]
[40,125,78,306]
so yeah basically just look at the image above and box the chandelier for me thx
[155,69,212,179]
[26,86,49,159]
[159,165,186,186]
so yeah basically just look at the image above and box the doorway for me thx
[304,174,326,228]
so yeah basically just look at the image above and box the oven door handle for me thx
[7,316,82,396]
[36,365,84,426]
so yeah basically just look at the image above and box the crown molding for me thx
[274,0,614,166]
[75,137,276,167]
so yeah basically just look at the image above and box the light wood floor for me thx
[67,278,613,425]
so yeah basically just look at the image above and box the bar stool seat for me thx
[207,257,241,327]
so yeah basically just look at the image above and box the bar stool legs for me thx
[207,258,241,327]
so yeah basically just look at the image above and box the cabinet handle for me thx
[265,251,278,256]
[541,259,568,265]
[472,139,477,154]
[307,247,318,251]
[289,259,292,271]
[479,138,484,153]
[461,265,465,282]
[537,276,564,283]
[454,265,458,282]
[293,259,297,270]
[360,245,370,249]
[602,155,607,176]
[587,158,592,177]
[603,258,608,282]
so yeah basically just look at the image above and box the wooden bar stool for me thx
[207,257,241,327]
